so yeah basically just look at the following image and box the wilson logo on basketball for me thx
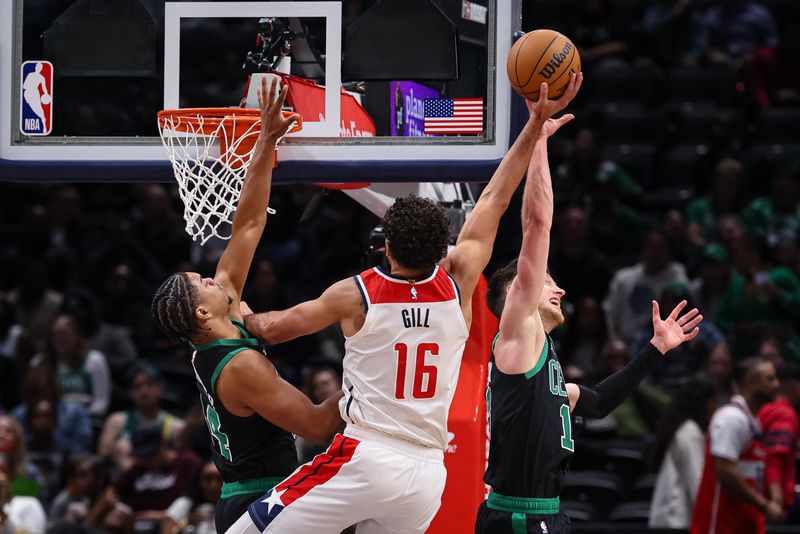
[538,42,573,79]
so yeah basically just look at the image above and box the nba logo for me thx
[20,61,53,136]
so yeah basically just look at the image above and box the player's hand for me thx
[240,300,254,316]
[258,76,301,143]
[764,500,785,523]
[649,300,703,355]
[525,71,584,123]
[540,115,575,138]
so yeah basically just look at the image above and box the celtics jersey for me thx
[485,334,574,498]
[190,319,298,485]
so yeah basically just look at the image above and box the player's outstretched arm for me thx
[445,74,582,320]
[218,350,344,445]
[215,77,300,311]
[243,278,365,345]
[567,300,703,414]
[492,108,566,375]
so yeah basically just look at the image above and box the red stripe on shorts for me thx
[275,434,359,508]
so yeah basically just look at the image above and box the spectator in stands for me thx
[689,243,733,323]
[173,405,211,461]
[162,461,221,534]
[642,0,708,67]
[98,362,183,471]
[585,173,646,266]
[650,375,717,528]
[31,314,111,424]
[0,416,43,500]
[296,366,343,462]
[759,337,786,366]
[242,259,287,313]
[99,262,153,356]
[557,295,609,383]
[604,229,689,344]
[0,452,46,534]
[747,17,800,107]
[555,128,642,208]
[569,0,629,70]
[632,283,725,392]
[113,423,202,526]
[48,454,109,528]
[717,234,800,359]
[130,184,192,278]
[0,301,21,412]
[6,257,62,354]
[772,237,800,280]
[707,342,736,403]
[662,209,698,271]
[758,362,800,517]
[691,358,783,533]
[549,206,613,303]
[11,367,92,456]
[686,158,750,250]
[705,0,778,65]
[744,166,800,248]
[589,339,670,439]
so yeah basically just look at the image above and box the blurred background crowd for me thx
[2,0,800,532]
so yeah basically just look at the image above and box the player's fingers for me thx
[684,327,700,341]
[273,85,288,115]
[683,315,704,332]
[575,72,584,93]
[280,113,301,132]
[669,300,688,320]
[257,86,264,110]
[538,82,549,105]
[677,307,699,326]
[651,300,660,322]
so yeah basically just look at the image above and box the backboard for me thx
[1,0,519,184]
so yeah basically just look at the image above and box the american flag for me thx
[423,98,484,134]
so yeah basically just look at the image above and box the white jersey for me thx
[340,265,470,450]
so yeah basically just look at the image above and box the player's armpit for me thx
[218,350,344,445]
[244,278,363,344]
[493,311,546,375]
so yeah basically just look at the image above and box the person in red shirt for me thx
[759,362,800,516]
[691,357,782,534]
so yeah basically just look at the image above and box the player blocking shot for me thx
[224,74,583,534]
[476,82,705,534]
[150,78,343,533]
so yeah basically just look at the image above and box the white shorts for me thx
[226,426,447,534]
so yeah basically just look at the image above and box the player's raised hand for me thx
[257,76,301,142]
[525,71,584,123]
[650,300,704,355]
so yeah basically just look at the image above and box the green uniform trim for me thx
[487,492,560,514]
[511,512,528,534]
[210,347,254,394]
[524,336,550,379]
[220,476,285,498]
[195,337,260,352]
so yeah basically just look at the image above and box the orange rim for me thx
[158,108,301,136]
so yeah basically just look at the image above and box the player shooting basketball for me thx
[224,74,583,534]
[477,81,706,534]
[150,77,342,533]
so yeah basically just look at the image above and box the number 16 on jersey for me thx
[394,342,439,399]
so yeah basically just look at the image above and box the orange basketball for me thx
[507,29,581,100]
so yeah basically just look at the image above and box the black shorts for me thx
[215,493,261,533]
[475,502,571,534]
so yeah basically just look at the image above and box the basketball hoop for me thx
[157,107,302,244]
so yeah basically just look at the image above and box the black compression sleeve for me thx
[572,342,662,418]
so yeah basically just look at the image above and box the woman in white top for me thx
[649,374,718,528]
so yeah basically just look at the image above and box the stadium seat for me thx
[600,446,648,487]
[754,108,800,144]
[667,67,738,105]
[561,500,597,523]
[655,144,708,191]
[607,501,652,523]
[524,0,580,32]
[671,108,744,145]
[561,471,623,518]
[593,107,667,145]
[601,144,656,189]
[589,66,658,106]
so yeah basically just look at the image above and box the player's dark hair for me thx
[382,195,449,271]
[486,259,518,318]
[151,273,201,342]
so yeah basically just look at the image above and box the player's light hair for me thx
[151,273,200,342]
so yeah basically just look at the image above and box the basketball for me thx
[507,29,581,100]
[41,94,51,105]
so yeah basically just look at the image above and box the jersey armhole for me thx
[210,347,254,395]
[445,271,461,305]
[353,275,370,312]
[523,336,550,379]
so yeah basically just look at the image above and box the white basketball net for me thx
[158,110,262,245]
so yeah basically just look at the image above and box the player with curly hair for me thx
[150,78,342,533]
[227,75,583,534]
